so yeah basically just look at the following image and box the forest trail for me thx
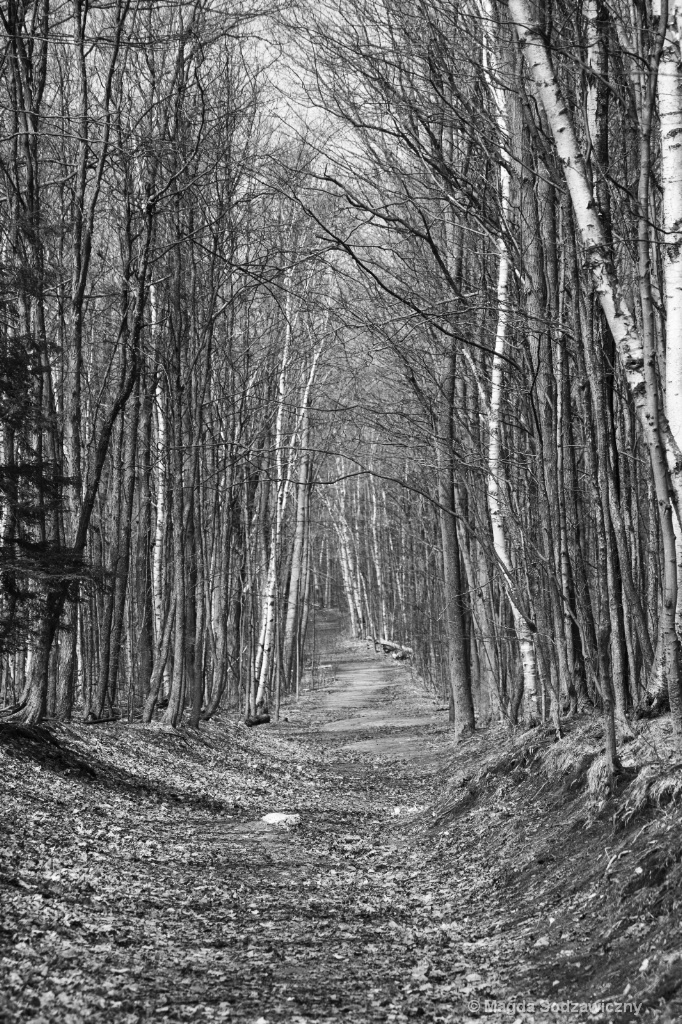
[281,612,447,757]
[5,5,682,1018]
[1,620,680,1024]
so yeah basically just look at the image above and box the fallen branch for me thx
[245,713,271,728]
[84,708,122,725]
[366,636,413,656]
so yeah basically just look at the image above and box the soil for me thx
[2,614,682,1023]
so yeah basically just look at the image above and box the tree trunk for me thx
[510,0,682,738]
[437,351,475,738]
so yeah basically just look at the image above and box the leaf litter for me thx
[2,633,682,1023]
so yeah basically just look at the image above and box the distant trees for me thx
[0,1,331,726]
[3,0,682,762]
[289,0,682,762]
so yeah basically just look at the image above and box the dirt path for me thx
[1,621,678,1024]
[281,622,449,757]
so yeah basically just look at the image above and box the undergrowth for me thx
[431,712,682,828]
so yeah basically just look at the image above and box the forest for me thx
[2,0,682,768]
[3,0,682,1021]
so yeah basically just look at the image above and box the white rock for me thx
[261,812,301,826]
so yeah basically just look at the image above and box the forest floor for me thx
[2,616,682,1024]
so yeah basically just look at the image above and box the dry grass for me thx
[586,752,610,797]
[433,712,682,823]
[620,763,682,822]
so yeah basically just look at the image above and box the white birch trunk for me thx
[282,414,310,683]
[659,7,682,631]
[152,408,165,650]
[331,484,364,635]
[343,518,364,635]
[370,485,389,637]
[255,314,291,707]
[483,2,539,720]
[509,0,682,511]
[337,527,359,636]
[487,181,539,722]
